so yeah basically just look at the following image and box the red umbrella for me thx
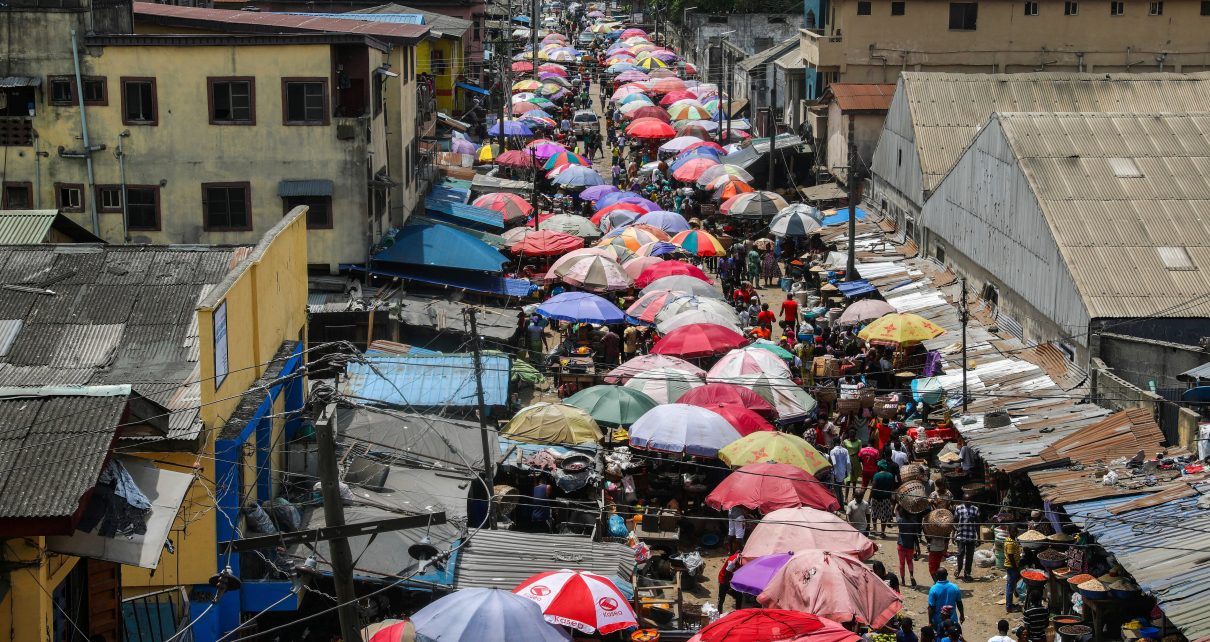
[651,323,747,358]
[626,117,677,140]
[591,202,651,225]
[684,140,726,154]
[634,260,712,288]
[692,609,860,642]
[512,230,584,256]
[472,192,533,221]
[511,61,535,73]
[705,463,840,513]
[497,149,541,169]
[677,383,776,417]
[671,157,720,182]
[513,570,637,634]
[652,78,688,94]
[659,90,697,106]
[628,106,671,122]
[698,404,774,436]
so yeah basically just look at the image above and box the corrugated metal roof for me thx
[895,71,1210,193]
[0,76,41,88]
[0,211,58,244]
[338,407,500,471]
[736,37,797,72]
[1179,361,1210,382]
[773,46,804,70]
[996,112,1210,319]
[276,11,426,25]
[343,354,510,408]
[132,2,429,42]
[825,84,896,112]
[1004,407,1170,474]
[277,179,334,197]
[453,530,635,590]
[424,199,505,231]
[429,185,470,204]
[346,3,473,36]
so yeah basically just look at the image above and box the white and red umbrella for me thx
[513,569,637,634]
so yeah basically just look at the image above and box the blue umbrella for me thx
[911,376,945,405]
[675,146,722,160]
[552,165,605,187]
[411,588,570,642]
[579,184,620,201]
[637,210,691,233]
[537,292,626,324]
[642,241,681,257]
[595,191,642,209]
[489,119,534,137]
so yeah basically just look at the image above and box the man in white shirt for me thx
[846,495,870,536]
[829,439,851,506]
[891,441,911,468]
[987,619,1014,642]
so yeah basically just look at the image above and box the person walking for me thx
[953,493,980,581]
[846,493,871,537]
[927,569,964,631]
[1003,524,1022,612]
[829,438,850,506]
[761,250,781,288]
[870,460,897,537]
[896,506,921,586]
[779,293,799,336]
[717,552,743,611]
[1022,590,1049,642]
[746,246,761,284]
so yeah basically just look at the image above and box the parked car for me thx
[573,110,599,134]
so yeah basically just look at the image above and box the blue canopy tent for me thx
[374,223,508,273]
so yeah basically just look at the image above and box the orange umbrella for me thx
[713,178,754,201]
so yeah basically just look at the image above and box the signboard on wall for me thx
[214,300,229,389]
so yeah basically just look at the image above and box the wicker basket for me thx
[897,480,930,514]
[859,388,877,408]
[874,395,900,419]
[836,398,861,413]
[900,463,929,483]
[812,386,838,404]
[923,508,955,537]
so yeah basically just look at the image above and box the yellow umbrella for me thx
[502,403,602,445]
[856,312,945,346]
[512,79,542,92]
[718,432,832,476]
[477,143,500,163]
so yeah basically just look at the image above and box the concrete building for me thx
[918,111,1210,373]
[811,82,893,184]
[672,12,802,91]
[798,0,1210,100]
[869,72,1210,239]
[734,37,799,132]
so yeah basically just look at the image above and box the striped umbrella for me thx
[713,178,755,201]
[472,192,533,221]
[543,151,590,170]
[721,191,790,218]
[598,226,668,251]
[670,229,726,257]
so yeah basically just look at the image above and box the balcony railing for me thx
[0,117,33,147]
[122,587,192,642]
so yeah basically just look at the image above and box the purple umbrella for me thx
[580,184,620,201]
[637,210,691,233]
[730,553,794,595]
[640,241,681,257]
[450,138,478,154]
[489,119,534,137]
[613,195,661,211]
[595,191,643,209]
[536,291,626,324]
[652,51,679,62]
[532,142,567,160]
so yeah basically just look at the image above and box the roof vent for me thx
[1158,246,1196,271]
[1108,157,1143,178]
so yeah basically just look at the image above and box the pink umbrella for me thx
[757,550,902,629]
[705,463,840,513]
[625,288,686,324]
[677,383,776,417]
[546,247,617,276]
[622,256,664,280]
[513,569,637,634]
[604,354,705,384]
[651,323,747,358]
[616,70,651,83]
[742,506,878,562]
[698,404,775,436]
[634,260,712,288]
[707,346,793,379]
[671,157,720,183]
[549,254,633,291]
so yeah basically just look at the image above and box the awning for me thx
[456,82,490,96]
[512,15,531,24]
[0,76,41,88]
[345,356,511,408]
[356,264,533,298]
[436,112,471,132]
[373,222,508,273]
[836,279,876,298]
[277,179,334,198]
[424,198,505,231]
[1178,362,1210,382]
[46,457,193,569]
[799,182,846,202]
[725,98,749,118]
[821,206,867,226]
[429,184,470,204]
[412,215,506,247]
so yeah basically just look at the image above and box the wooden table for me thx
[556,355,596,389]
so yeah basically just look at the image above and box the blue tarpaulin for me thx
[836,279,876,298]
[456,82,490,95]
[821,207,868,226]
[429,185,469,204]
[356,264,533,298]
[424,199,505,231]
[374,222,507,272]
[344,355,511,408]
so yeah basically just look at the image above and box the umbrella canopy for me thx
[592,203,650,225]
[579,184,619,201]
[615,70,651,82]
[750,338,794,359]
[626,288,685,324]
[502,403,602,445]
[621,256,666,281]
[625,117,677,140]
[756,550,901,629]
[502,226,536,247]
[677,122,715,139]
[857,312,945,346]
[544,151,590,170]
[476,143,501,164]
[531,141,568,159]
[708,347,793,379]
[712,178,754,201]
[623,367,705,404]
[547,253,632,291]
[490,119,535,137]
[364,620,416,642]
[769,207,823,237]
[694,609,860,642]
[838,299,896,325]
[659,135,706,153]
[634,260,712,288]
[778,201,825,222]
[604,354,705,384]
[512,61,536,73]
[628,403,742,457]
[668,102,712,121]
[599,209,639,233]
[633,241,682,258]
[597,243,637,263]
[627,105,671,122]
[596,191,655,210]
[659,90,698,106]
[513,570,637,634]
[713,373,818,421]
[564,385,658,426]
[552,165,606,187]
[706,463,840,513]
[513,230,584,256]
[744,507,878,562]
[473,192,534,221]
[697,164,754,187]
[669,229,726,256]
[656,307,742,335]
[719,431,832,476]
[652,323,747,358]
[698,404,775,436]
[512,101,545,115]
[536,291,626,324]
[636,210,692,234]
[678,383,776,417]
[722,191,790,218]
[728,554,793,597]
[599,226,668,251]
[671,157,720,182]
[539,214,602,238]
[497,149,542,169]
[410,588,571,642]
[640,275,724,298]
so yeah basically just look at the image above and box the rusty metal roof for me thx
[133,1,429,43]
[825,83,896,112]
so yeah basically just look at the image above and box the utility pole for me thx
[496,32,508,144]
[316,404,363,642]
[766,82,777,192]
[844,117,860,282]
[959,277,969,413]
[464,308,497,529]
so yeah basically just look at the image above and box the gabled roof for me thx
[736,37,797,73]
[0,211,103,244]
[348,3,472,38]
[133,2,429,43]
[823,83,895,112]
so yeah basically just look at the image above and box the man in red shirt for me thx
[779,293,800,335]
[756,303,776,329]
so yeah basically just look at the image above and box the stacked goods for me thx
[1019,530,1048,549]
[1077,577,1110,600]
[923,508,955,537]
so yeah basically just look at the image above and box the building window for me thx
[283,195,332,229]
[1024,1,1038,15]
[2,182,32,209]
[49,77,73,105]
[1158,246,1196,271]
[202,182,252,231]
[472,16,481,41]
[948,2,978,29]
[1111,1,1124,15]
[1108,157,1143,177]
[1149,1,1162,13]
[856,1,872,14]
[126,186,160,231]
[1064,1,1078,14]
[706,15,729,22]
[1203,0,1210,14]
[208,77,255,125]
[96,185,123,212]
[891,1,906,14]
[121,77,157,125]
[47,76,107,106]
[55,183,83,212]
[934,244,946,264]
[282,78,328,125]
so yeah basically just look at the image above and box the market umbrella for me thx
[546,252,631,291]
[716,373,817,420]
[513,79,543,92]
[621,256,665,281]
[712,178,754,201]
[652,78,688,94]
[477,143,501,164]
[512,61,536,73]
[536,291,625,324]
[599,226,668,251]
[911,376,946,405]
[744,507,878,561]
[671,157,720,182]
[513,101,544,115]
[451,137,477,154]
[634,241,683,258]
[757,550,901,628]
[657,309,742,335]
[604,354,705,384]
[552,165,606,188]
[857,312,945,346]
[531,141,568,160]
[692,609,859,642]
[580,184,619,201]
[564,386,658,427]
[543,151,590,170]
[668,102,712,121]
[651,323,747,358]
[598,209,639,232]
[628,403,742,457]
[706,463,840,513]
[538,62,568,75]
[697,404,775,436]
[364,620,416,642]
[513,569,637,634]
[778,201,825,222]
[592,203,650,226]
[502,403,602,445]
[626,288,686,324]
[473,192,534,221]
[625,117,677,140]
[769,207,823,237]
[749,338,794,360]
[634,260,712,288]
[641,275,723,298]
[597,243,637,263]
[719,432,832,476]
[659,135,706,153]
[628,105,671,122]
[615,70,650,83]
[611,84,648,100]
[655,296,740,326]
[678,383,776,417]
[727,554,794,597]
[410,588,571,642]
[497,149,542,169]
[722,191,790,218]
[539,214,602,238]
[837,299,896,325]
[621,27,647,38]
[623,367,705,404]
[595,191,645,209]
[659,90,698,106]
[677,122,714,139]
[669,229,725,256]
[513,230,584,257]
[684,140,726,154]
[501,226,536,247]
[490,119,535,137]
[697,164,754,187]
[636,210,692,234]
[708,346,793,379]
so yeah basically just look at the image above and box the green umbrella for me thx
[564,385,659,427]
[750,339,794,360]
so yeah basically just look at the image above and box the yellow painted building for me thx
[417,33,467,113]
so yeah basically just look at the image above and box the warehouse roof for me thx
[347,4,472,38]
[343,354,510,409]
[736,37,797,73]
[0,211,102,244]
[453,530,634,590]
[823,83,895,112]
[133,2,430,43]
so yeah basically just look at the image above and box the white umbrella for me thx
[629,403,742,457]
[655,296,740,325]
[641,275,724,298]
[656,308,743,335]
[770,205,823,237]
[707,346,794,379]
[540,214,602,238]
[715,373,818,420]
[623,367,705,404]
